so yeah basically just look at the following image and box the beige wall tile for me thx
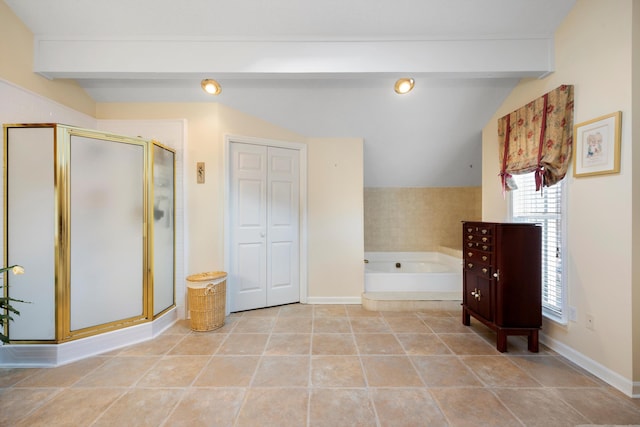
[364,187,481,252]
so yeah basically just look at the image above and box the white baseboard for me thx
[540,331,639,398]
[0,308,178,368]
[305,296,362,305]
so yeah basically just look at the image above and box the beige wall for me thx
[632,0,640,384]
[0,1,95,116]
[96,103,366,301]
[307,138,364,300]
[482,0,636,391]
[364,187,481,252]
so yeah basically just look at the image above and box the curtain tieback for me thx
[500,114,511,197]
[535,94,549,192]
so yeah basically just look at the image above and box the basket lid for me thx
[186,271,227,282]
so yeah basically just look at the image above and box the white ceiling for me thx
[4,0,576,187]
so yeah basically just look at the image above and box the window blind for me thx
[511,173,564,317]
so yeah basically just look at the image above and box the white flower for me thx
[11,265,24,275]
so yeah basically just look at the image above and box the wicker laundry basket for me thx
[186,271,226,331]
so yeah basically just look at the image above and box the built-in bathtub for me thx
[362,251,462,311]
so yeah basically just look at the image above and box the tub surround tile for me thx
[364,186,481,252]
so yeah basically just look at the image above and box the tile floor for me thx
[1,303,640,426]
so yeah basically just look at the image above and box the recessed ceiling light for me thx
[201,79,221,95]
[394,78,415,94]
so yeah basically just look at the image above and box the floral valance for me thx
[498,84,574,192]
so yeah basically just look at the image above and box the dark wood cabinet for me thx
[462,221,542,352]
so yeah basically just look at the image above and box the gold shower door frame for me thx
[3,124,176,344]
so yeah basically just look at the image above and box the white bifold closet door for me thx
[230,142,300,312]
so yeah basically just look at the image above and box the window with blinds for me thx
[510,172,566,321]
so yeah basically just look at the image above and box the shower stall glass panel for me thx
[151,143,175,316]
[6,126,56,340]
[3,124,175,343]
[69,134,145,331]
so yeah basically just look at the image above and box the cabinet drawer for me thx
[466,234,492,245]
[465,224,493,236]
[464,261,493,277]
[465,241,492,252]
[464,249,492,265]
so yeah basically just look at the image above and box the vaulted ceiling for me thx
[4,0,576,187]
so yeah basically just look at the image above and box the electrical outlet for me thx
[568,306,577,322]
[586,314,594,330]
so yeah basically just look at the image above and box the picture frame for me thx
[573,111,622,177]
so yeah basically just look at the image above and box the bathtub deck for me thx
[361,291,462,312]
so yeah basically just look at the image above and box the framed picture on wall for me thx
[573,111,622,177]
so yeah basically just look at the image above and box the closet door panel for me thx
[230,143,268,311]
[266,147,299,306]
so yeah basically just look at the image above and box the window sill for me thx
[543,309,568,326]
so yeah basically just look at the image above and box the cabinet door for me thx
[494,224,542,327]
[464,271,493,321]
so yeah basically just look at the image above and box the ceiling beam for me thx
[34,38,554,80]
